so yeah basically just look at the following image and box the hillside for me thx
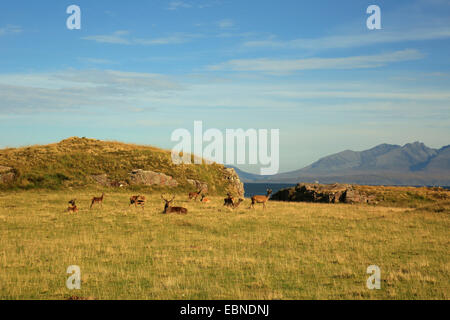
[236,142,450,186]
[0,137,243,195]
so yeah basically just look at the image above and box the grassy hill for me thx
[0,137,235,194]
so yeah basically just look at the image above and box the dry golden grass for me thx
[0,189,448,300]
[356,185,450,208]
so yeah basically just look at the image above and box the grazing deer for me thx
[90,193,104,209]
[250,189,272,210]
[188,189,203,201]
[223,193,234,207]
[200,194,210,203]
[67,199,78,213]
[161,194,188,214]
[129,195,146,209]
[231,198,244,209]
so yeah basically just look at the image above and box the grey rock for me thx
[0,166,15,184]
[129,169,178,187]
[187,179,208,193]
[271,183,375,204]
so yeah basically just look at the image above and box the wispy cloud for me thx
[78,57,116,65]
[243,28,450,50]
[0,70,183,114]
[208,49,424,74]
[167,1,192,10]
[217,19,235,29]
[263,89,450,101]
[82,30,131,44]
[167,0,223,10]
[83,31,201,45]
[133,33,200,45]
[0,25,22,36]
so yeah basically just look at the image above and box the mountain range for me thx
[233,142,450,186]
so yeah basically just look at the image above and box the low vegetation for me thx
[355,185,450,208]
[0,189,448,300]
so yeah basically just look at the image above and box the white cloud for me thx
[133,33,198,45]
[167,1,192,10]
[217,19,235,29]
[0,25,22,36]
[167,0,223,10]
[82,31,201,45]
[0,70,183,113]
[243,28,450,50]
[263,89,450,101]
[78,57,116,65]
[82,31,131,44]
[208,49,424,74]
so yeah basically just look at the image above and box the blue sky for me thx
[0,0,449,173]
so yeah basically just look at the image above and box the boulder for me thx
[129,169,178,187]
[271,183,375,204]
[224,167,245,197]
[344,189,375,204]
[187,179,208,193]
[0,166,15,184]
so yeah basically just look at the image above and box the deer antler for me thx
[161,194,175,202]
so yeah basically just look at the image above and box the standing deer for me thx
[161,195,188,214]
[250,189,272,210]
[130,195,146,209]
[90,193,104,209]
[223,193,234,207]
[67,199,78,213]
[188,189,203,201]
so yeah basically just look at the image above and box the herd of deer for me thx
[66,189,273,214]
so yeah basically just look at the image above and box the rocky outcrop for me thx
[187,179,208,193]
[344,189,375,204]
[0,166,15,184]
[91,174,110,186]
[271,183,375,204]
[224,167,245,197]
[129,169,178,187]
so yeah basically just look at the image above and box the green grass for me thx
[0,189,448,300]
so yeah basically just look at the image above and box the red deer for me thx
[90,193,104,209]
[223,193,234,207]
[231,198,244,209]
[250,189,272,210]
[161,195,188,214]
[188,189,203,201]
[200,194,210,203]
[67,199,78,213]
[130,195,146,209]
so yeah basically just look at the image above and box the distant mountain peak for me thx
[403,141,426,148]
[234,141,450,186]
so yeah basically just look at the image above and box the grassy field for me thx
[0,189,448,300]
